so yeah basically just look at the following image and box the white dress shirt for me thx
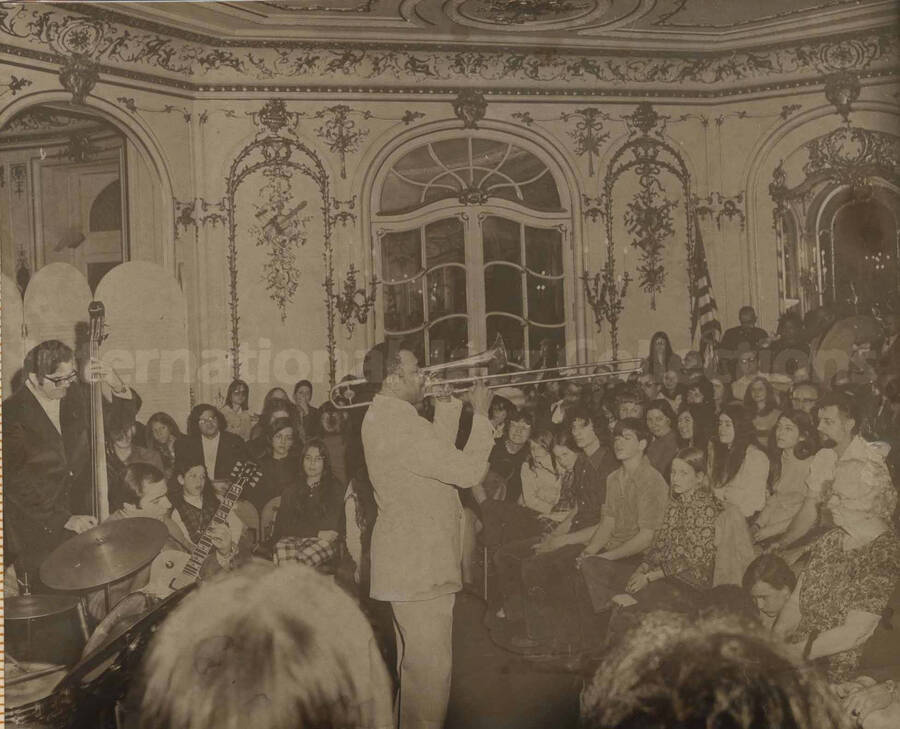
[362,394,494,602]
[200,433,220,479]
[26,379,62,433]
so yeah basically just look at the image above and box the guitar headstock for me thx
[229,460,263,489]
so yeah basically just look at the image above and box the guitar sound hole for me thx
[165,560,175,569]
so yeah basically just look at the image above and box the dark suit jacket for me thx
[174,431,248,481]
[3,384,140,583]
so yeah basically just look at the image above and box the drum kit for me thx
[5,517,189,728]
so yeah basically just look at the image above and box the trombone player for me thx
[361,343,495,729]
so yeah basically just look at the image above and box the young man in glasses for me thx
[4,339,140,592]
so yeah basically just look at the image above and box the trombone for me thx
[329,336,644,409]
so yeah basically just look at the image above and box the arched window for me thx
[374,135,572,367]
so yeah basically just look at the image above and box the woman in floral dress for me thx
[775,457,900,682]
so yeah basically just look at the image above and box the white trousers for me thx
[391,593,456,729]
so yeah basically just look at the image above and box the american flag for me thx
[690,215,722,344]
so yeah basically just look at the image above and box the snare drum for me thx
[4,661,72,728]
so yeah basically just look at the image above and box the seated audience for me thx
[106,412,164,512]
[753,410,819,543]
[550,380,585,424]
[658,368,684,413]
[147,411,182,479]
[139,562,393,729]
[250,416,300,513]
[581,611,846,729]
[622,448,720,608]
[776,391,889,551]
[767,311,810,377]
[644,399,678,479]
[675,402,715,452]
[488,395,513,439]
[293,379,321,438]
[636,372,661,404]
[175,404,247,482]
[271,438,345,570]
[248,387,292,442]
[642,330,682,382]
[319,402,348,487]
[789,379,822,415]
[168,459,248,554]
[743,553,796,631]
[578,419,669,613]
[88,463,244,619]
[744,375,782,449]
[720,305,770,376]
[774,457,900,682]
[491,407,617,650]
[710,375,728,413]
[247,397,303,461]
[220,379,255,442]
[519,426,565,519]
[483,408,533,503]
[710,404,769,518]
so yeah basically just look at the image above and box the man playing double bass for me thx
[4,339,140,593]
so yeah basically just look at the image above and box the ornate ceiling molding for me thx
[0,3,896,97]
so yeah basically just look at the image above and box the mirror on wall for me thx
[0,104,128,294]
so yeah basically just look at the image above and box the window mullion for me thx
[520,221,530,367]
[420,225,431,364]
[467,209,486,354]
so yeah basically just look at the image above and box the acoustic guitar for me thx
[144,460,261,598]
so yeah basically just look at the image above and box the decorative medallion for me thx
[459,0,594,25]
[59,53,99,105]
[453,90,487,129]
[824,72,861,123]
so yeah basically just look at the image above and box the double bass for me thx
[88,301,110,522]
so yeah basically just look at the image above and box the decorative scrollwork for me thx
[803,126,900,191]
[514,107,610,177]
[624,179,678,309]
[329,264,379,338]
[602,102,695,321]
[250,168,313,322]
[330,196,357,227]
[692,192,746,231]
[174,198,229,238]
[117,96,194,124]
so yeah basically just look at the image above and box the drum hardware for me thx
[39,517,169,614]
[6,594,90,667]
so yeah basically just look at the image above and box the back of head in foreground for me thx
[139,561,393,729]
[580,611,848,729]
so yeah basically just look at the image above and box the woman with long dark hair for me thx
[250,417,301,513]
[743,375,782,450]
[709,404,769,518]
[271,439,345,569]
[675,403,715,452]
[221,379,255,442]
[147,411,183,479]
[643,331,682,382]
[753,410,819,544]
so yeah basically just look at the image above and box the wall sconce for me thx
[331,264,379,338]
[582,260,631,359]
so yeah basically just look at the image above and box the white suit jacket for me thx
[362,395,494,602]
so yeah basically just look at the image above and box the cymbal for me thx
[6,594,82,620]
[40,517,168,592]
